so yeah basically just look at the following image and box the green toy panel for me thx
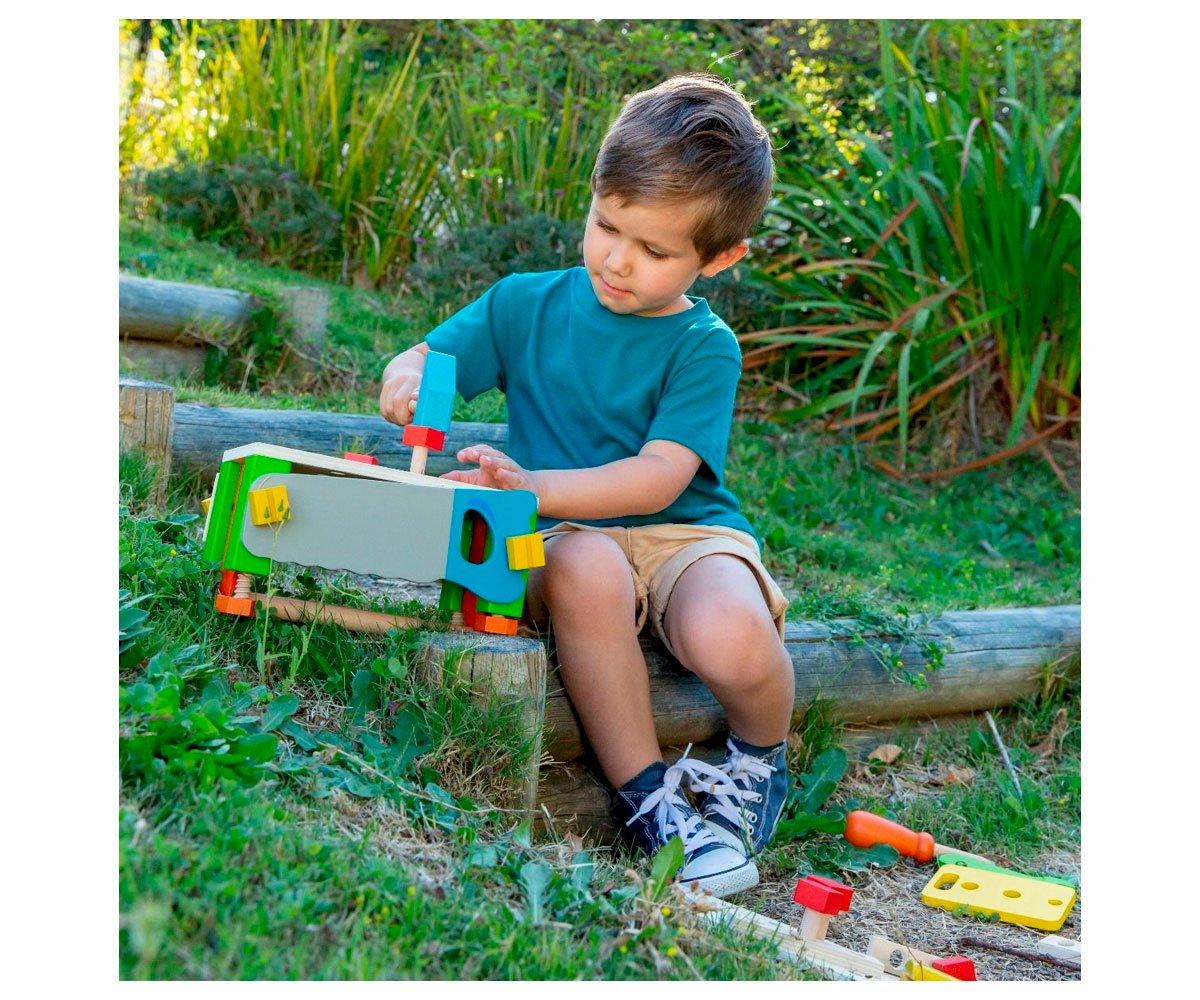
[222,454,293,576]
[438,517,474,614]
[438,581,464,614]
[201,460,242,564]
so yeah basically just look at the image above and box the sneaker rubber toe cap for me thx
[678,844,759,898]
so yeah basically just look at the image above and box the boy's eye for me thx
[645,248,667,260]
[596,220,616,232]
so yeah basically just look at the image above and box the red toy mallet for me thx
[792,875,854,941]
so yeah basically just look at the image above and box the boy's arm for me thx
[532,440,701,519]
[450,443,698,517]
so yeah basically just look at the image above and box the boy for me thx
[379,75,795,897]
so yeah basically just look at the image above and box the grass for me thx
[730,420,1079,613]
[118,215,1079,979]
[119,453,813,980]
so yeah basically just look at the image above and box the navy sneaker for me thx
[688,735,790,856]
[613,753,759,899]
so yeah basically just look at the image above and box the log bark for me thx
[542,606,1080,761]
[119,275,254,343]
[419,632,547,816]
[118,376,175,505]
[172,403,508,478]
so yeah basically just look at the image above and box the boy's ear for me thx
[699,240,749,278]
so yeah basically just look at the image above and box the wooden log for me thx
[119,274,254,343]
[118,376,175,506]
[419,632,547,816]
[172,403,508,478]
[276,285,329,376]
[543,606,1080,761]
[120,339,206,381]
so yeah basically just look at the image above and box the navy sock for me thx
[730,733,786,757]
[619,760,667,794]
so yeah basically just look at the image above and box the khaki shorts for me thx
[532,520,789,659]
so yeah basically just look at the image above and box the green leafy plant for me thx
[120,644,279,788]
[748,20,1080,473]
[791,589,946,687]
[119,590,154,660]
[645,837,686,902]
[773,747,900,875]
[209,20,442,285]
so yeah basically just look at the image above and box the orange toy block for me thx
[403,424,447,451]
[215,593,256,617]
[218,569,239,596]
[475,613,519,636]
[342,451,380,465]
[506,532,546,571]
[460,587,519,635]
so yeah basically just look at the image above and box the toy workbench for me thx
[201,351,543,635]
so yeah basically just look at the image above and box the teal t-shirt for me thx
[425,266,756,540]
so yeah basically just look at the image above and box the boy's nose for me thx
[606,246,632,275]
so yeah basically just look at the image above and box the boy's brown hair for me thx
[591,74,775,264]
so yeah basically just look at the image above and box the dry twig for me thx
[956,934,1081,972]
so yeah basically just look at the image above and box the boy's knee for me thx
[542,531,634,610]
[670,597,780,685]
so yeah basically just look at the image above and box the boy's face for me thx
[582,194,746,318]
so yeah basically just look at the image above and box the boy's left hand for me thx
[441,444,539,497]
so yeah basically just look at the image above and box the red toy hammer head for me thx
[792,874,854,914]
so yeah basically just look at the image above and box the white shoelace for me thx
[624,747,725,855]
[687,737,777,829]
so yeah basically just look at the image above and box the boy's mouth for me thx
[599,276,631,296]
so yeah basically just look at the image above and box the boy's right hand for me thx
[379,372,421,426]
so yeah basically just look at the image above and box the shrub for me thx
[402,211,583,322]
[138,155,342,270]
[746,22,1080,471]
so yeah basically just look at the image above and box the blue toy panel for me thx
[445,487,538,604]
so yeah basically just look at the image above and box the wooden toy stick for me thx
[676,888,889,981]
[253,593,537,638]
[409,445,429,476]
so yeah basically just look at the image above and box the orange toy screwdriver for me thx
[844,811,993,866]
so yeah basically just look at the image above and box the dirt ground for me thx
[755,853,1080,981]
[754,755,1081,982]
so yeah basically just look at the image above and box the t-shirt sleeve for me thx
[644,352,742,483]
[424,277,511,401]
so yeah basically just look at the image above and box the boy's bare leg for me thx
[525,531,663,787]
[662,554,794,746]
